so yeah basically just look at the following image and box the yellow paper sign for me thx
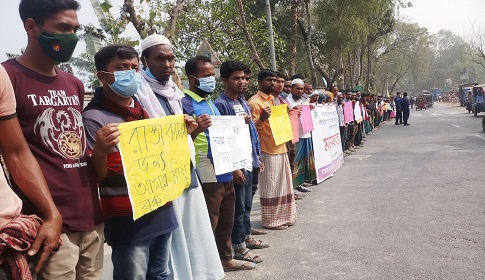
[117,115,190,220]
[268,104,293,146]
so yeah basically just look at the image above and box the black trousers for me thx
[403,108,410,124]
[339,126,347,151]
[395,109,403,124]
[346,124,354,149]
[354,123,362,146]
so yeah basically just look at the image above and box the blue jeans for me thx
[111,232,172,280]
[232,170,254,246]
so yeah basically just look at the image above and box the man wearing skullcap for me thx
[137,34,225,278]
[287,79,317,192]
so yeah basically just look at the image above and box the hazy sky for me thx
[1,0,484,62]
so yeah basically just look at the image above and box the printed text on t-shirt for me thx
[27,90,80,107]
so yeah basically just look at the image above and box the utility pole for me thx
[265,0,277,71]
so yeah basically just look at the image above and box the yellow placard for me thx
[117,115,190,220]
[268,104,293,146]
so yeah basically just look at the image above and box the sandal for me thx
[263,224,288,230]
[245,238,270,249]
[234,248,263,263]
[251,228,267,235]
[223,260,257,272]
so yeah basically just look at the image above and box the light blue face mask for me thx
[146,67,171,83]
[103,70,140,98]
[195,76,216,93]
[146,67,157,79]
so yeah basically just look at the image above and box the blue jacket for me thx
[395,96,402,110]
[401,97,410,109]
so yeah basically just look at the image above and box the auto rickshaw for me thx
[472,84,485,116]
[422,92,433,108]
[459,83,478,106]
[415,96,427,110]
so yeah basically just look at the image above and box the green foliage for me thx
[67,0,478,94]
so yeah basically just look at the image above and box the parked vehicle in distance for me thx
[459,83,478,106]
[422,91,433,108]
[415,96,427,110]
[472,84,485,116]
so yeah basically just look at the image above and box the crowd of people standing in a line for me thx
[333,90,411,160]
[0,1,411,279]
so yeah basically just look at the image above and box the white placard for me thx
[311,105,345,183]
[209,116,252,175]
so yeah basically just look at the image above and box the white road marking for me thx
[475,135,485,141]
[413,114,423,117]
[452,124,460,128]
[431,113,442,116]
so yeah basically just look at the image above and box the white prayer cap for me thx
[310,90,319,97]
[337,92,343,96]
[292,78,304,85]
[140,34,173,52]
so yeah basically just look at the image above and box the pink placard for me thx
[290,110,300,143]
[343,101,354,124]
[300,105,314,133]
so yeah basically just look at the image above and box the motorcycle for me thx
[465,96,473,113]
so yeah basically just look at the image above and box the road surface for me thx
[102,102,485,279]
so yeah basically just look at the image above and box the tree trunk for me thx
[235,0,265,69]
[365,38,372,93]
[356,46,364,86]
[123,0,144,36]
[313,54,331,87]
[347,50,353,89]
[165,0,185,40]
[337,43,344,89]
[289,0,300,76]
[304,0,317,87]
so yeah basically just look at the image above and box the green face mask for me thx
[38,31,79,63]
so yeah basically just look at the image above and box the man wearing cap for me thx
[309,90,319,105]
[137,34,225,279]
[249,69,297,230]
[287,78,317,191]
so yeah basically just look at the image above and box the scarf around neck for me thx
[136,69,197,166]
[138,69,185,117]
[85,88,149,122]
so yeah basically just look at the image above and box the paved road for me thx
[225,103,485,280]
[102,103,485,279]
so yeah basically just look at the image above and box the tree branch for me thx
[166,0,185,40]
[123,0,145,36]
[235,0,265,69]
